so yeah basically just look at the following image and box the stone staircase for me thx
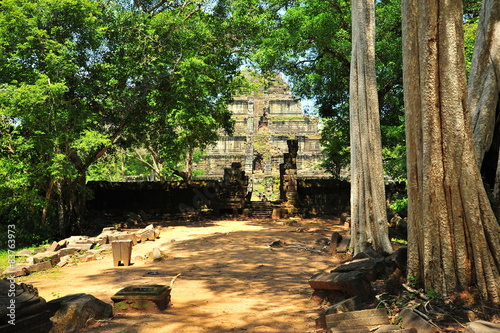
[251,201,273,218]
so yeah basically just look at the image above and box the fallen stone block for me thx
[400,308,441,333]
[88,248,104,256]
[94,234,108,245]
[57,260,68,268]
[309,271,374,301]
[16,249,33,257]
[47,241,61,252]
[464,320,500,333]
[33,247,46,254]
[66,243,93,251]
[329,232,342,256]
[79,254,95,262]
[48,294,113,333]
[2,264,30,277]
[315,296,360,329]
[385,247,408,271]
[108,233,137,245]
[57,239,68,248]
[29,261,52,273]
[331,258,386,281]
[352,247,383,260]
[33,251,60,266]
[58,247,78,257]
[326,308,389,329]
[150,247,163,261]
[337,235,351,253]
[135,228,155,243]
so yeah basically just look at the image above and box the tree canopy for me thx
[0,0,251,242]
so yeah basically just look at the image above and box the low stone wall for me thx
[297,178,351,215]
[87,180,224,216]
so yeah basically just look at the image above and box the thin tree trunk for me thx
[402,0,500,303]
[349,0,393,255]
[185,147,193,181]
[41,178,55,225]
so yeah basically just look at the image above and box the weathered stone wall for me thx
[297,178,351,215]
[87,180,236,216]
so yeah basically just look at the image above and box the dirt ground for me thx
[21,217,350,333]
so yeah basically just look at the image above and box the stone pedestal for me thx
[112,240,133,266]
[111,285,171,311]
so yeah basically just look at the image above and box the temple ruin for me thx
[199,74,327,179]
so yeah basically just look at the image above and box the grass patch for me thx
[17,267,63,282]
[0,245,43,272]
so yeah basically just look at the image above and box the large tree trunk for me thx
[349,0,393,255]
[469,0,500,166]
[402,0,500,303]
[468,0,500,217]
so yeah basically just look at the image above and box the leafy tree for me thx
[0,0,249,239]
[252,0,405,180]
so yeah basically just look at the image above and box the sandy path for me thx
[20,217,348,333]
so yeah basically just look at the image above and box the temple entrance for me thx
[252,153,264,173]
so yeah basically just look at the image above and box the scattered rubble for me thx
[309,244,500,333]
[1,224,161,278]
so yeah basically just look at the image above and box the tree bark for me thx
[349,0,393,255]
[468,0,500,218]
[402,0,500,303]
[469,0,500,166]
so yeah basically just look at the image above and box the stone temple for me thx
[199,74,327,181]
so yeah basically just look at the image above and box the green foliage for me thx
[251,0,405,180]
[390,237,408,246]
[389,193,408,217]
[0,0,253,240]
[319,117,350,179]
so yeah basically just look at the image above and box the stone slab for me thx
[315,296,360,329]
[47,241,60,252]
[66,243,93,251]
[15,249,33,257]
[326,308,389,329]
[400,308,441,333]
[309,271,374,301]
[33,251,60,266]
[28,261,52,273]
[111,284,171,311]
[58,247,78,257]
[337,236,351,253]
[332,258,386,281]
[464,320,500,333]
